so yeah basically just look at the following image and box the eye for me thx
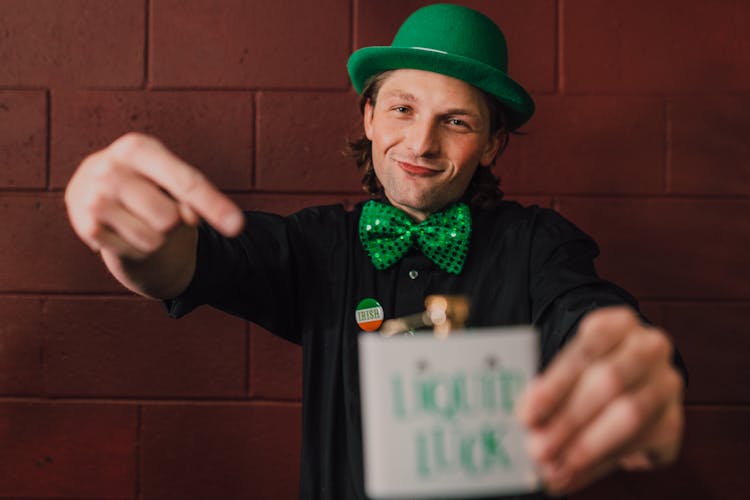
[393,106,410,114]
[448,118,469,128]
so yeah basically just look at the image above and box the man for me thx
[65,4,685,499]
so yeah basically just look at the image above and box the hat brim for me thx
[348,46,535,130]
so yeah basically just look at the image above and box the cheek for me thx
[453,139,486,170]
[371,127,393,150]
[371,115,407,147]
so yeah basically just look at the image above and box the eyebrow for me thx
[381,91,418,102]
[382,92,481,117]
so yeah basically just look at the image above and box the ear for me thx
[479,131,503,168]
[364,98,375,140]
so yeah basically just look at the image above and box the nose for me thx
[405,118,440,158]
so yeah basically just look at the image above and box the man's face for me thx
[364,69,500,221]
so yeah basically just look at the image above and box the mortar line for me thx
[252,91,259,187]
[135,404,143,500]
[45,88,51,190]
[557,0,565,94]
[245,322,252,398]
[664,98,672,194]
[143,0,151,89]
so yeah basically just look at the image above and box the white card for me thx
[358,326,541,499]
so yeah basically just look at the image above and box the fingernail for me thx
[223,211,244,234]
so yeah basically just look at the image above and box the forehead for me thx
[377,69,489,113]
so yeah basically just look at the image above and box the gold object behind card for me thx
[379,295,469,337]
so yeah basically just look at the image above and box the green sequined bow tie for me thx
[358,200,471,275]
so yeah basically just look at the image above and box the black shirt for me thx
[166,200,651,500]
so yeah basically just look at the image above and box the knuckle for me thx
[177,169,206,196]
[636,331,671,363]
[76,150,106,175]
[602,305,632,321]
[109,132,158,157]
[617,398,645,433]
[152,209,181,233]
[80,190,109,214]
[140,234,165,253]
[668,404,685,436]
[78,217,105,242]
[567,441,593,473]
[577,312,602,341]
[596,362,624,398]
[663,369,684,397]
[63,181,76,208]
[580,306,636,337]
[67,154,115,205]
[651,333,672,360]
[89,158,119,183]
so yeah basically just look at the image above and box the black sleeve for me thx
[163,211,304,345]
[528,209,688,384]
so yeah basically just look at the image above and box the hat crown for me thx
[346,3,534,128]
[391,4,508,73]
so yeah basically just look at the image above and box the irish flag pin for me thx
[356,298,384,331]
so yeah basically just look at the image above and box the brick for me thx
[572,407,750,499]
[0,402,136,498]
[150,0,350,89]
[51,90,253,189]
[501,96,665,194]
[355,0,556,93]
[0,297,43,395]
[43,297,246,398]
[0,194,123,292]
[641,302,750,405]
[555,198,750,300]
[0,0,143,87]
[668,96,750,195]
[0,91,46,188]
[256,90,365,192]
[249,325,302,400]
[141,403,301,500]
[0,193,360,294]
[564,0,750,93]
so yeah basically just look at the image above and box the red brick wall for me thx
[0,1,747,498]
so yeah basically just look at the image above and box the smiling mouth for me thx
[396,160,440,176]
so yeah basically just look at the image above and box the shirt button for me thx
[408,269,419,280]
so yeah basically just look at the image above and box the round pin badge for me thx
[355,298,384,331]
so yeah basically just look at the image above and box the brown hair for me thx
[347,71,512,209]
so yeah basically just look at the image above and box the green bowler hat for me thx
[347,3,535,130]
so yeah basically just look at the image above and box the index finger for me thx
[108,133,244,236]
[517,307,640,427]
